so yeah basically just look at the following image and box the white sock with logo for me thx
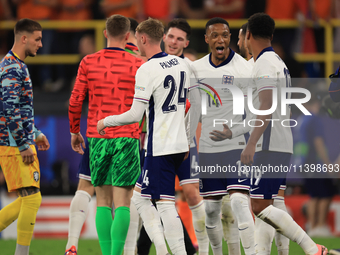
[254,216,275,255]
[258,205,318,255]
[189,200,209,255]
[205,199,223,255]
[221,195,240,255]
[131,191,168,255]
[273,197,290,255]
[157,201,186,255]
[124,200,140,255]
[66,190,91,250]
[230,193,255,255]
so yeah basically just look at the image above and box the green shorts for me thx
[88,137,140,187]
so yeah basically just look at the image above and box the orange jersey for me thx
[16,0,55,20]
[69,47,144,139]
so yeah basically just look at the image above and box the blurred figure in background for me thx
[136,0,178,23]
[50,0,93,92]
[204,0,245,19]
[100,0,137,18]
[11,0,58,90]
[295,95,335,237]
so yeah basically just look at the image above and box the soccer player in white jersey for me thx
[241,13,327,255]
[236,21,291,255]
[191,17,255,255]
[97,18,191,255]
[130,18,209,255]
[163,18,209,255]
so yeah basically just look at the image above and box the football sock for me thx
[96,206,112,255]
[221,195,241,255]
[14,243,29,255]
[178,200,197,247]
[0,196,22,231]
[124,200,140,255]
[66,190,91,250]
[204,199,223,255]
[254,216,275,255]
[131,191,168,255]
[156,201,186,255]
[258,205,318,255]
[273,197,290,255]
[189,200,209,255]
[17,192,42,246]
[111,206,130,255]
[230,193,255,255]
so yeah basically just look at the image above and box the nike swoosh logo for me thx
[191,172,199,177]
[239,227,249,231]
[206,226,216,230]
[141,187,147,190]
[195,230,204,233]
[250,187,259,192]
[238,179,247,183]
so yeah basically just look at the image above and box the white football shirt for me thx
[191,49,253,153]
[134,52,190,156]
[249,47,293,154]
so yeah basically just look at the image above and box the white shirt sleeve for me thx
[133,67,153,103]
[104,100,147,127]
[254,59,278,92]
[189,87,201,146]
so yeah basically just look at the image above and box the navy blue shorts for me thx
[139,153,186,200]
[176,146,199,185]
[136,147,199,188]
[250,151,291,200]
[77,138,91,181]
[199,150,250,197]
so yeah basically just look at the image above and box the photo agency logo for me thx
[196,78,312,128]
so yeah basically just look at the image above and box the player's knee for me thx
[22,191,42,210]
[184,189,200,206]
[230,192,248,211]
[204,199,221,218]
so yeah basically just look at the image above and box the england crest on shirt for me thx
[222,75,234,84]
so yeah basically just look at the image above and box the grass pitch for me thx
[0,237,338,255]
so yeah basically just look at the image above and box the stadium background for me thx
[1,0,340,253]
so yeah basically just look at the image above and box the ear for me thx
[142,34,147,45]
[103,30,108,39]
[246,30,250,40]
[270,34,273,41]
[22,35,28,44]
[163,33,166,41]
[184,40,189,49]
[204,34,208,44]
[125,32,130,41]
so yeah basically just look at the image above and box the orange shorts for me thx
[0,145,40,192]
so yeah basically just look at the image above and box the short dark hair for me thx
[240,23,248,37]
[166,18,191,39]
[106,14,130,38]
[248,13,275,40]
[128,17,139,34]
[14,19,42,34]
[205,17,229,33]
[136,18,164,43]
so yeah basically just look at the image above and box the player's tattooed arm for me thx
[17,187,40,197]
